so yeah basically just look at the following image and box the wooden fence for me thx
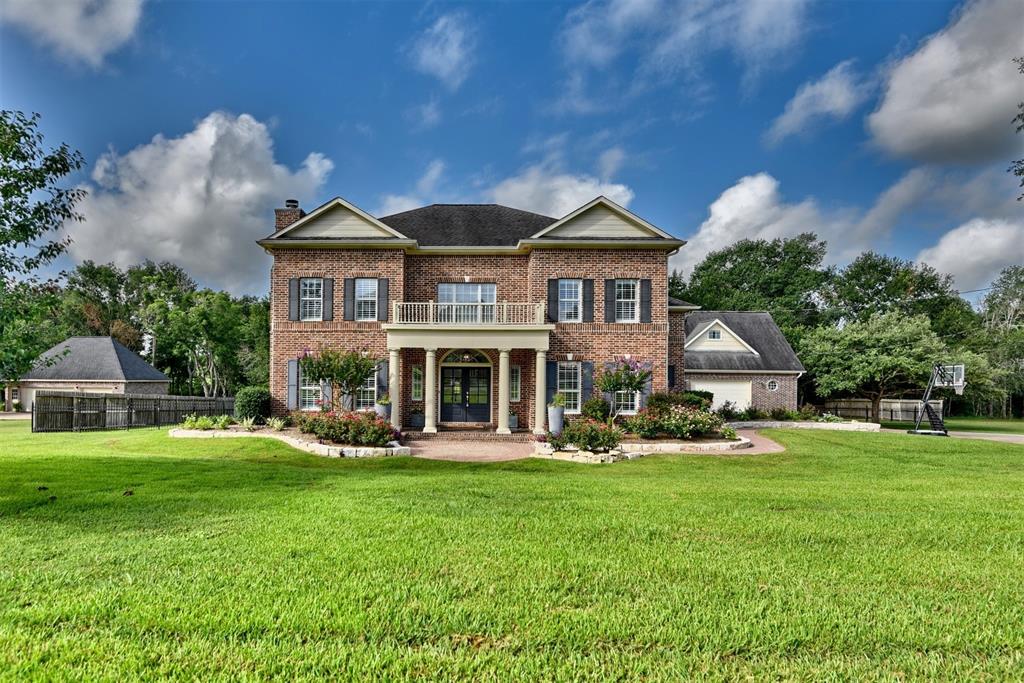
[31,391,234,433]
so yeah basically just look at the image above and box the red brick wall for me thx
[668,311,685,390]
[685,373,799,412]
[404,255,530,302]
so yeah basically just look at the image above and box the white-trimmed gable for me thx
[531,196,675,240]
[272,197,407,240]
[685,319,759,354]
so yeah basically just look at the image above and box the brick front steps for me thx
[168,428,411,458]
[403,429,534,443]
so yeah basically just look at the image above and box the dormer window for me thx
[708,329,721,341]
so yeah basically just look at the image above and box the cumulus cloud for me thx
[375,160,446,216]
[598,147,627,180]
[0,0,144,67]
[67,112,332,294]
[408,13,476,91]
[765,60,872,145]
[867,0,1024,163]
[407,97,442,130]
[489,165,634,218]
[917,218,1024,290]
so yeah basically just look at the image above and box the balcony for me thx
[391,301,546,326]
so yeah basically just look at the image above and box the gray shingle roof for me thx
[683,311,804,373]
[669,296,699,308]
[20,337,170,382]
[379,204,557,247]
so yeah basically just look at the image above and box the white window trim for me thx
[558,279,583,323]
[708,329,722,340]
[299,371,321,412]
[299,277,323,322]
[613,390,640,416]
[557,361,582,414]
[510,366,521,403]
[614,279,639,323]
[767,379,779,392]
[354,372,377,410]
[354,278,378,322]
[411,365,424,401]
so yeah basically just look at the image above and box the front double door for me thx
[440,367,491,422]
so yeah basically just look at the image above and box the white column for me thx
[534,350,547,435]
[389,348,401,429]
[424,348,437,433]
[497,349,511,434]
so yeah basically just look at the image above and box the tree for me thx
[978,266,1024,417]
[166,290,245,397]
[298,348,379,411]
[800,312,946,422]
[59,261,141,349]
[676,233,832,342]
[1010,57,1023,201]
[596,358,652,423]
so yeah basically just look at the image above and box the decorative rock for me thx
[727,420,879,432]
[169,428,411,459]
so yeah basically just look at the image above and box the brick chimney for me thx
[274,199,304,230]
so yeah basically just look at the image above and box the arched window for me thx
[441,349,489,364]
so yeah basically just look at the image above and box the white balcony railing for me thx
[391,301,546,326]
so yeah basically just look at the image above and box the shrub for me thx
[646,391,712,414]
[770,407,800,421]
[298,410,398,447]
[660,405,729,439]
[739,407,769,421]
[267,416,288,431]
[213,415,235,430]
[12,401,23,412]
[581,396,611,422]
[686,389,714,404]
[716,401,740,420]
[551,419,622,452]
[234,386,272,423]
[798,404,818,420]
[239,416,258,431]
[815,412,845,423]
[623,409,660,438]
[182,414,216,430]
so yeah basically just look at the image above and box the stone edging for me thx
[533,436,752,464]
[727,420,880,432]
[168,428,411,458]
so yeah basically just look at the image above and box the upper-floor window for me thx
[438,283,496,323]
[557,361,581,413]
[299,278,323,321]
[614,279,639,323]
[355,372,377,410]
[558,279,583,322]
[708,329,721,341]
[355,278,378,321]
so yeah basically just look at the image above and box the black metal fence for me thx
[824,404,942,423]
[31,391,234,433]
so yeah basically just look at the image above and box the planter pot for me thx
[374,404,391,419]
[408,413,425,429]
[509,414,519,430]
[547,406,564,435]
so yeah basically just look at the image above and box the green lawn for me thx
[1,422,1022,680]
[882,416,1024,434]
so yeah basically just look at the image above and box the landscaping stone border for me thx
[168,428,411,458]
[728,420,880,432]
[533,436,752,464]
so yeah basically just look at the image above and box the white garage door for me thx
[688,379,752,410]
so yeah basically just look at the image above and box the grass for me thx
[1,422,1022,680]
[881,416,1024,434]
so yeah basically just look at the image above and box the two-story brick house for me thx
[259,195,704,434]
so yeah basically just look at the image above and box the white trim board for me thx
[269,197,409,240]
[684,319,759,354]
[529,196,677,241]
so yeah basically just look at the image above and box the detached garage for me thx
[682,311,804,412]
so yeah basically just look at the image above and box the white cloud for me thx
[598,147,627,180]
[917,218,1024,290]
[868,0,1024,163]
[489,165,634,218]
[409,13,476,91]
[0,0,143,67]
[407,97,442,130]
[67,112,332,294]
[766,60,872,145]
[375,159,447,216]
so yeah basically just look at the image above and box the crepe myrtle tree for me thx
[800,312,945,423]
[298,347,379,412]
[597,357,652,423]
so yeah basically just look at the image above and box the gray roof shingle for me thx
[683,311,804,373]
[20,337,170,382]
[379,204,557,246]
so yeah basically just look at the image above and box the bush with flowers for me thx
[548,418,622,452]
[622,404,736,440]
[293,410,399,447]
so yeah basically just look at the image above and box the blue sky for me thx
[1,0,1021,295]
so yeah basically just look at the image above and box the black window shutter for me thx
[376,361,389,399]
[639,374,653,409]
[321,380,332,408]
[582,280,594,322]
[640,279,652,323]
[343,278,355,321]
[604,279,616,322]
[668,364,676,389]
[288,279,299,321]
[322,278,334,321]
[545,361,557,406]
[286,359,298,409]
[547,279,559,322]
[377,278,389,321]
[581,361,594,402]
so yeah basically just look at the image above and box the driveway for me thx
[883,428,1024,445]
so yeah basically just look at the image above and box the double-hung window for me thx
[300,278,323,321]
[557,361,581,413]
[437,283,496,323]
[613,390,639,415]
[355,372,377,410]
[510,366,521,402]
[614,279,639,323]
[299,372,321,411]
[558,279,583,322]
[411,366,424,401]
[355,278,378,321]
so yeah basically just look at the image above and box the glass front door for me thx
[440,367,491,422]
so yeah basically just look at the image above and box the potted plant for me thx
[374,394,391,419]
[509,410,518,430]
[408,407,425,429]
[547,392,566,436]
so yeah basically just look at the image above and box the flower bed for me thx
[293,410,399,447]
[622,405,738,441]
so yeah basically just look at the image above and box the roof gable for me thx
[531,196,676,240]
[271,197,408,240]
[685,319,759,354]
[20,337,169,382]
[682,312,805,373]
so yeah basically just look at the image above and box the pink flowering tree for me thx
[298,347,379,412]
[596,357,652,423]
